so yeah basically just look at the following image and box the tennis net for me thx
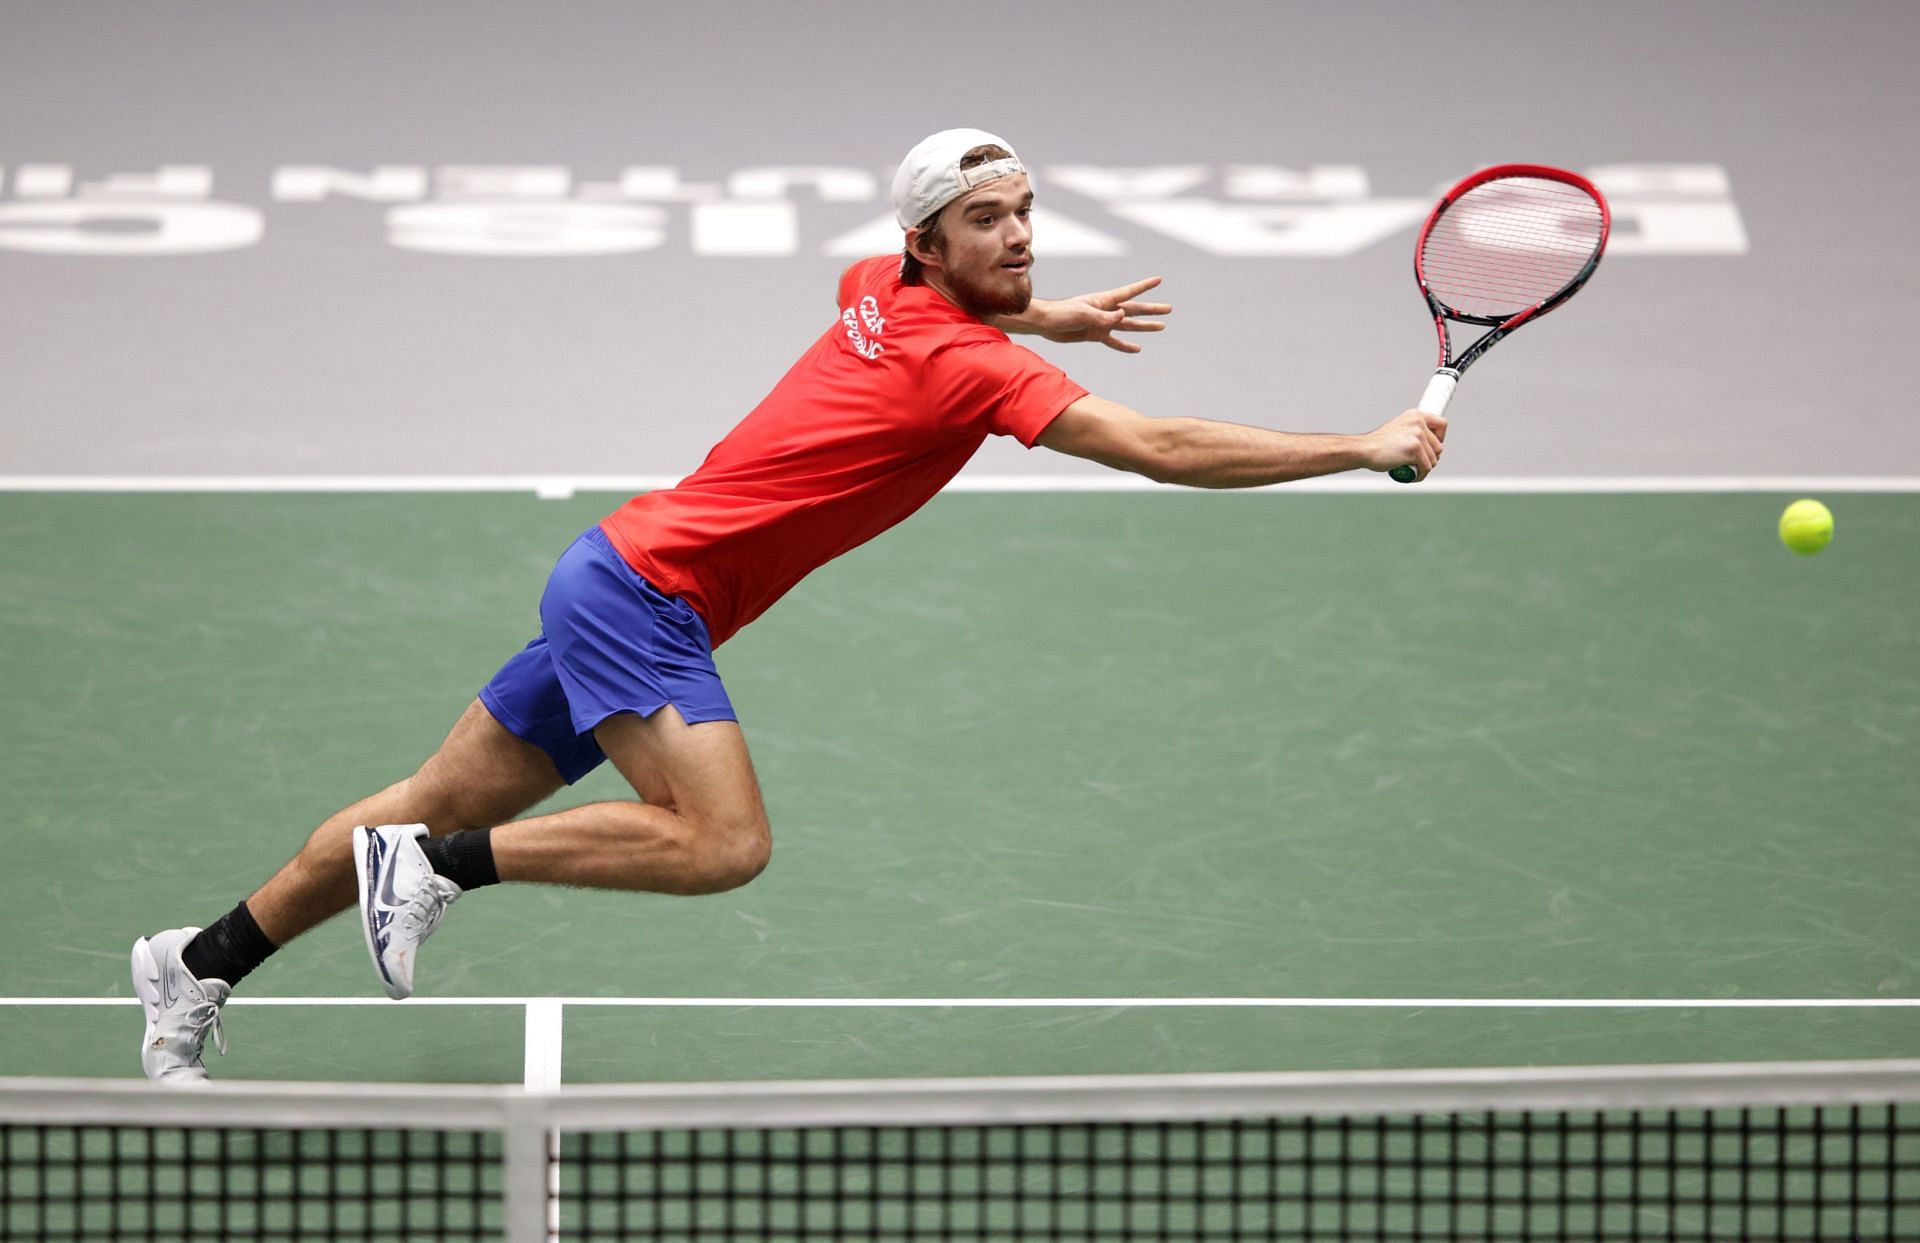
[3,1059,1918,1240]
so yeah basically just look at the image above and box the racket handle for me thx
[1389,370,1459,484]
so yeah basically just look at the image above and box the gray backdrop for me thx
[1,1,1912,480]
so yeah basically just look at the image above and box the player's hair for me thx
[901,144,1013,286]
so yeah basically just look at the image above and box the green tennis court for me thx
[2,490,1915,1084]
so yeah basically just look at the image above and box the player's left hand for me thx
[1036,277,1172,352]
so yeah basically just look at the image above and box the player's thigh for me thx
[410,698,566,830]
[593,705,767,831]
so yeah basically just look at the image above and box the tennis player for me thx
[132,129,1446,1081]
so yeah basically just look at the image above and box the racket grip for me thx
[1389,371,1458,484]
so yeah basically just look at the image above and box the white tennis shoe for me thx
[130,927,230,1085]
[353,823,462,1000]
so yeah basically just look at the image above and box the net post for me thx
[501,1094,551,1243]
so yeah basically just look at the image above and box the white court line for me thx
[7,997,1919,1008]
[526,1001,566,1242]
[3,474,1920,497]
[522,999,564,1090]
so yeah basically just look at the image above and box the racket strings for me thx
[1420,177,1604,319]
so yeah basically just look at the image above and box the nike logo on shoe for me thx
[379,841,407,907]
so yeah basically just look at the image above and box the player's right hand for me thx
[1363,408,1447,479]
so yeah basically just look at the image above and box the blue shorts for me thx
[479,525,735,784]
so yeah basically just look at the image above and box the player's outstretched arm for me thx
[994,277,1171,353]
[1037,395,1447,486]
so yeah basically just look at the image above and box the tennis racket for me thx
[1390,164,1610,484]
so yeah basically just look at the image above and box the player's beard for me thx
[944,252,1034,319]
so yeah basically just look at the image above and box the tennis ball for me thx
[1778,499,1834,555]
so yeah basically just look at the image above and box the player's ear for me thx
[905,226,941,270]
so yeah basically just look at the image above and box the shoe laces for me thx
[184,1000,228,1059]
[401,876,461,937]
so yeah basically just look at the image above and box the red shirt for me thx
[599,255,1087,648]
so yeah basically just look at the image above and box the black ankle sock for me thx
[181,901,277,986]
[419,827,499,892]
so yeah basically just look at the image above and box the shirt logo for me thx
[841,294,884,360]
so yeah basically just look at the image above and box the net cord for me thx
[6,1060,1920,1133]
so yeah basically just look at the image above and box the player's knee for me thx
[730,817,774,886]
[297,820,351,874]
[395,768,514,834]
[683,811,771,894]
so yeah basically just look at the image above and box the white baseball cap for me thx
[891,128,1027,229]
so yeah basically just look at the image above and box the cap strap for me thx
[954,156,1024,191]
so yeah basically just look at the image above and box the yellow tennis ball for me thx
[1779,499,1834,555]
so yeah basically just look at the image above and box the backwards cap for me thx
[891,128,1027,230]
